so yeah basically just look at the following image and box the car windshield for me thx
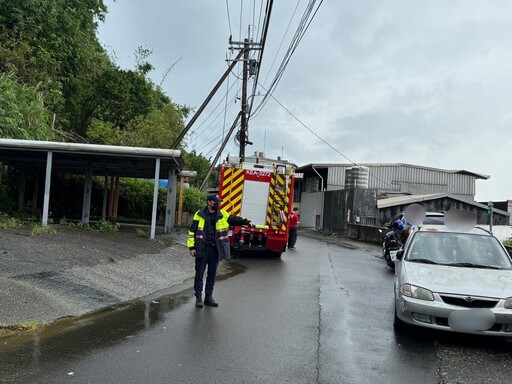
[405,231,512,269]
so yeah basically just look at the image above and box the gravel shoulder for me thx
[0,224,195,328]
[0,224,372,330]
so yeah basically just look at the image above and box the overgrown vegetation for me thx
[183,187,207,214]
[96,220,120,233]
[0,1,218,223]
[0,213,21,229]
[136,228,150,238]
[31,224,57,236]
[504,237,512,247]
[0,0,189,146]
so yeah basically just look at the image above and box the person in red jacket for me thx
[288,207,300,249]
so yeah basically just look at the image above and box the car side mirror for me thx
[396,250,404,260]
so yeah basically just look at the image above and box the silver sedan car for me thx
[394,225,512,336]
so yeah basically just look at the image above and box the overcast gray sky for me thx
[97,0,512,202]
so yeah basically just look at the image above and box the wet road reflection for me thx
[1,287,197,383]
[2,239,512,384]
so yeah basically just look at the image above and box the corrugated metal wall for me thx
[379,198,510,226]
[325,165,475,197]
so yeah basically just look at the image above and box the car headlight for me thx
[400,284,434,301]
[505,297,512,309]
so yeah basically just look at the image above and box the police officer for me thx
[188,193,254,308]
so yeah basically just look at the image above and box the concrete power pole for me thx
[239,38,249,161]
[229,37,260,162]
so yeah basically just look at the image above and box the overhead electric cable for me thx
[190,76,238,137]
[226,0,233,37]
[261,84,356,165]
[247,0,274,115]
[239,0,244,41]
[261,0,318,99]
[255,0,265,43]
[260,85,420,198]
[261,0,301,86]
[250,0,324,119]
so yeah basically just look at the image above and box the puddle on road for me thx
[0,261,246,383]
[0,289,192,383]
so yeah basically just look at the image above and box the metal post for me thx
[177,175,184,225]
[164,169,173,233]
[42,151,53,226]
[150,158,161,240]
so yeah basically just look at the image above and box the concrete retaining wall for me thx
[347,224,383,245]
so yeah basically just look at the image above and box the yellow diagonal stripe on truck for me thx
[221,168,244,216]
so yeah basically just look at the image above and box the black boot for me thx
[204,294,219,307]
[195,294,203,308]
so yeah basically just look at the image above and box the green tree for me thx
[121,104,188,148]
[183,187,206,213]
[0,73,55,140]
[0,0,108,129]
[182,150,218,189]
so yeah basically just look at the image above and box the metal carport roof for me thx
[0,139,184,239]
[0,139,183,178]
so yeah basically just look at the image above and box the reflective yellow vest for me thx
[187,208,231,260]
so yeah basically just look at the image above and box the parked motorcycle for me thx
[379,220,405,269]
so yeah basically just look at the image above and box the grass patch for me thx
[59,218,92,230]
[96,220,120,233]
[0,320,46,337]
[504,237,512,247]
[136,228,150,238]
[60,218,119,233]
[0,213,22,229]
[31,224,57,236]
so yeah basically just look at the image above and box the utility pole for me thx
[239,38,249,161]
[229,37,261,162]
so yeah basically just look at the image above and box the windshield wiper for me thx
[408,258,439,265]
[448,262,501,270]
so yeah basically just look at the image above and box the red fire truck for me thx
[218,157,296,257]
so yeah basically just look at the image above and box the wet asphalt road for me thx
[2,235,512,383]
